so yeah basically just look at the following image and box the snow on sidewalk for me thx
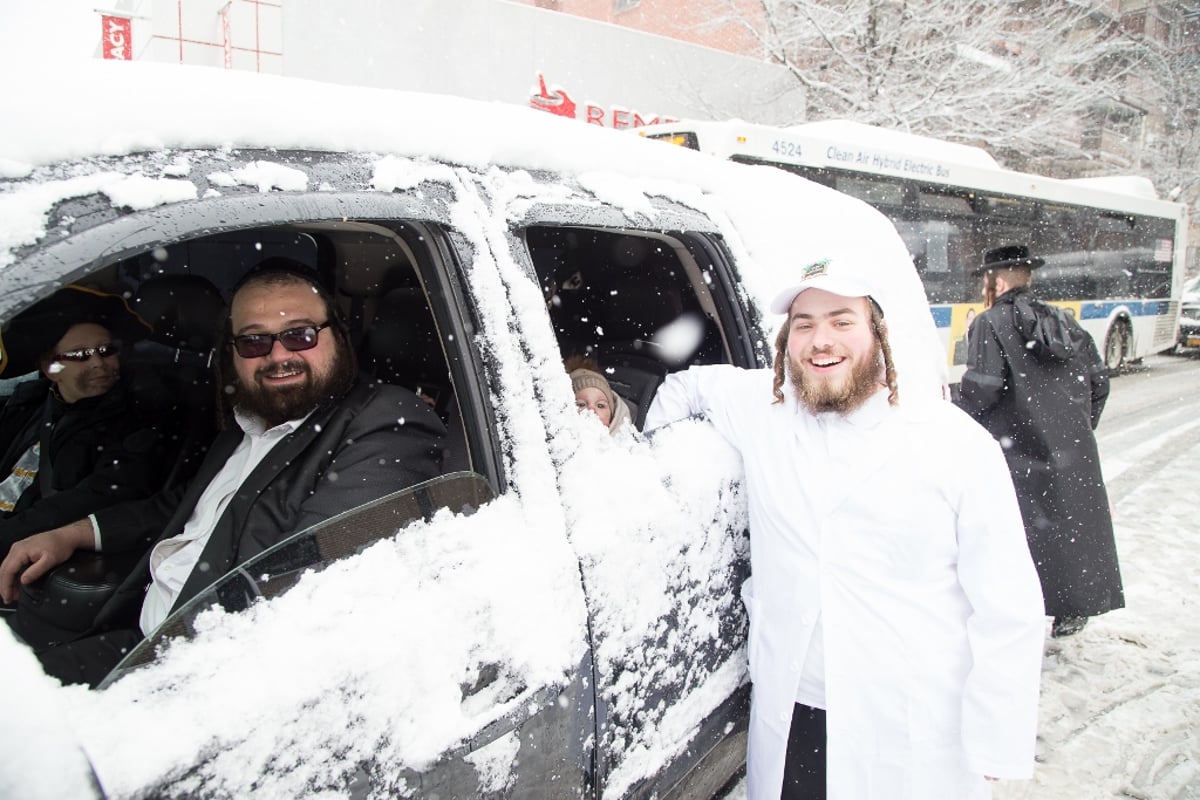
[997,431,1200,800]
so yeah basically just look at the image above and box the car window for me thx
[7,210,507,679]
[65,219,485,480]
[528,224,755,428]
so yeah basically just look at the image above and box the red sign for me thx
[101,15,132,60]
[220,4,232,69]
[529,73,677,129]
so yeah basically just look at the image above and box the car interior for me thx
[528,225,735,428]
[7,219,476,650]
[108,223,471,475]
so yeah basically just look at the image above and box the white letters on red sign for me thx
[101,15,133,60]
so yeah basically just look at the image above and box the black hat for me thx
[232,256,328,296]
[0,285,152,377]
[972,245,1045,277]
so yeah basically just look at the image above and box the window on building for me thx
[1122,11,1146,35]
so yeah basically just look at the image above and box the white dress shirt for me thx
[138,409,310,635]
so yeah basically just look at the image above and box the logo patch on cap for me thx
[800,258,831,282]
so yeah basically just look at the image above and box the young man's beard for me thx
[233,339,356,427]
[790,337,883,415]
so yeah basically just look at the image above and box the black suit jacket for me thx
[0,379,173,560]
[88,378,445,633]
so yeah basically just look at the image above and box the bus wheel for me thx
[1103,321,1129,372]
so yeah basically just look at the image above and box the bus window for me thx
[917,191,973,217]
[894,219,971,304]
[836,175,904,207]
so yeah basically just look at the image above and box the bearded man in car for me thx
[1,262,445,686]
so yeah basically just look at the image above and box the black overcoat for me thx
[957,287,1124,617]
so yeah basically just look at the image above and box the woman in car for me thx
[566,355,630,433]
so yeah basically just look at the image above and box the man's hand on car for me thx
[0,519,95,603]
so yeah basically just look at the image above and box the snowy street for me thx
[995,353,1200,800]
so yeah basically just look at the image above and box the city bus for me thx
[639,119,1189,382]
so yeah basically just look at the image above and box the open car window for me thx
[527,224,757,428]
[6,204,506,658]
[41,217,490,486]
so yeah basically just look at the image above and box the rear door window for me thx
[528,223,760,428]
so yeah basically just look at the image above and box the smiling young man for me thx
[0,287,170,563]
[644,249,1046,800]
[1,264,445,686]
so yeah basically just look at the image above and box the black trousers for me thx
[781,703,827,800]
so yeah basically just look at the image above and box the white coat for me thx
[645,366,1045,800]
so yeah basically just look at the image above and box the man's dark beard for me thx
[233,340,356,428]
[790,337,883,415]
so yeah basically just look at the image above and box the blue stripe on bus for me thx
[1079,300,1171,320]
[929,300,1169,328]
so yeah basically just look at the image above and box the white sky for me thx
[1,0,99,60]
[1,54,1195,800]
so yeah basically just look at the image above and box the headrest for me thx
[133,275,226,351]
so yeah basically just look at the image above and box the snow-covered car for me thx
[0,60,940,800]
[1175,274,1200,352]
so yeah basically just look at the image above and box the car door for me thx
[474,167,763,799]
[1,150,599,799]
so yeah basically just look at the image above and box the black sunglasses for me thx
[53,342,121,363]
[231,322,330,359]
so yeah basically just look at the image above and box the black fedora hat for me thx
[972,244,1045,277]
[0,285,152,377]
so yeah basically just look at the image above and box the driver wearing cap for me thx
[644,243,1046,800]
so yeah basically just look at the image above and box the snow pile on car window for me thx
[66,496,587,797]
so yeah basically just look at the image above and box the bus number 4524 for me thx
[771,140,802,158]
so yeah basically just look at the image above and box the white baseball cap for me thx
[768,254,876,315]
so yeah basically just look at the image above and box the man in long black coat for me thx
[0,265,445,684]
[956,245,1123,638]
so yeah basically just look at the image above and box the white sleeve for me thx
[955,431,1046,779]
[644,364,756,435]
[89,513,102,550]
